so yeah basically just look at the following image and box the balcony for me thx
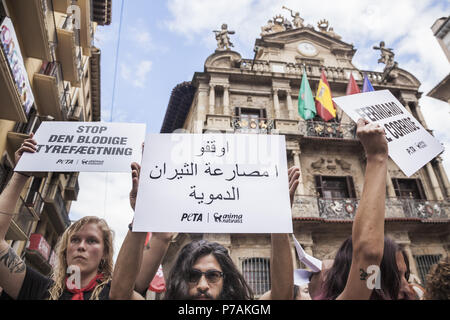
[56,15,82,86]
[25,233,52,276]
[0,35,27,122]
[33,61,68,120]
[399,198,449,220]
[300,121,357,139]
[292,195,449,222]
[7,0,56,61]
[6,198,37,241]
[232,116,274,134]
[78,0,93,52]
[92,0,112,26]
[25,189,46,219]
[44,182,71,234]
[64,173,80,201]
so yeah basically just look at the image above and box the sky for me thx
[70,0,450,260]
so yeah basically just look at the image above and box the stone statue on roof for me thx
[282,6,304,28]
[213,23,235,51]
[373,41,396,68]
[373,41,399,82]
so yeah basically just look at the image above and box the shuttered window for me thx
[392,178,426,199]
[315,175,356,199]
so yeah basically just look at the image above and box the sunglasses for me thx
[188,269,224,284]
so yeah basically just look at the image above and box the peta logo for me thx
[180,213,203,222]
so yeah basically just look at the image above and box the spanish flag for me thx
[315,70,336,121]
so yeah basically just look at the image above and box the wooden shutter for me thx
[392,178,401,197]
[415,179,426,200]
[346,176,356,198]
[314,175,323,197]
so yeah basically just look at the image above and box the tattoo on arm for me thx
[0,247,25,274]
[359,268,369,281]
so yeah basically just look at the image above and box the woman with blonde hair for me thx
[0,135,114,300]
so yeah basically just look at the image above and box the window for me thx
[241,257,271,296]
[392,178,426,199]
[414,254,442,285]
[234,107,268,133]
[315,176,356,199]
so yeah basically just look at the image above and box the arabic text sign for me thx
[133,134,293,233]
[15,122,146,172]
[333,90,444,177]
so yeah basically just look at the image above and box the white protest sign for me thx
[133,134,293,233]
[15,122,146,172]
[292,235,322,272]
[333,90,444,177]
[294,269,313,286]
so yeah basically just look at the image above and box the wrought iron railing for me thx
[302,121,357,139]
[317,197,359,220]
[232,117,274,134]
[292,194,449,221]
[400,199,448,219]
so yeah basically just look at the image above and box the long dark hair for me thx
[320,236,402,300]
[164,240,254,300]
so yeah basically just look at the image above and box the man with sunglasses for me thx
[109,164,300,300]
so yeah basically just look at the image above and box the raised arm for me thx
[337,119,388,300]
[109,162,145,300]
[134,232,172,295]
[0,135,36,299]
[267,166,299,300]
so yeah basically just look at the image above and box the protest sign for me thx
[14,122,146,172]
[133,134,293,233]
[333,90,444,177]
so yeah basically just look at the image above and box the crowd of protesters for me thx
[0,121,448,300]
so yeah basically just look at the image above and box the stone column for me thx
[286,89,294,120]
[403,244,420,281]
[292,150,305,195]
[435,157,450,198]
[196,84,209,133]
[223,84,230,116]
[273,88,281,119]
[426,162,444,200]
[386,171,396,198]
[414,103,429,130]
[209,83,215,115]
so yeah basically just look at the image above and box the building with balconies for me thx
[160,13,449,296]
[427,16,450,104]
[0,0,110,277]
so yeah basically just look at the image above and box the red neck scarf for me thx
[66,274,103,300]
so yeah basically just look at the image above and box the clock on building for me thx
[297,41,318,57]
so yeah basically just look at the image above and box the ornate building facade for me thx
[161,11,449,296]
[0,0,110,276]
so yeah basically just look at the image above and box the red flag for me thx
[149,265,166,293]
[346,73,361,95]
[145,233,166,293]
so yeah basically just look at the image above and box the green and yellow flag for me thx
[298,69,316,120]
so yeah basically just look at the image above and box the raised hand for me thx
[356,119,388,160]
[14,133,37,166]
[129,162,141,211]
[288,166,300,208]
